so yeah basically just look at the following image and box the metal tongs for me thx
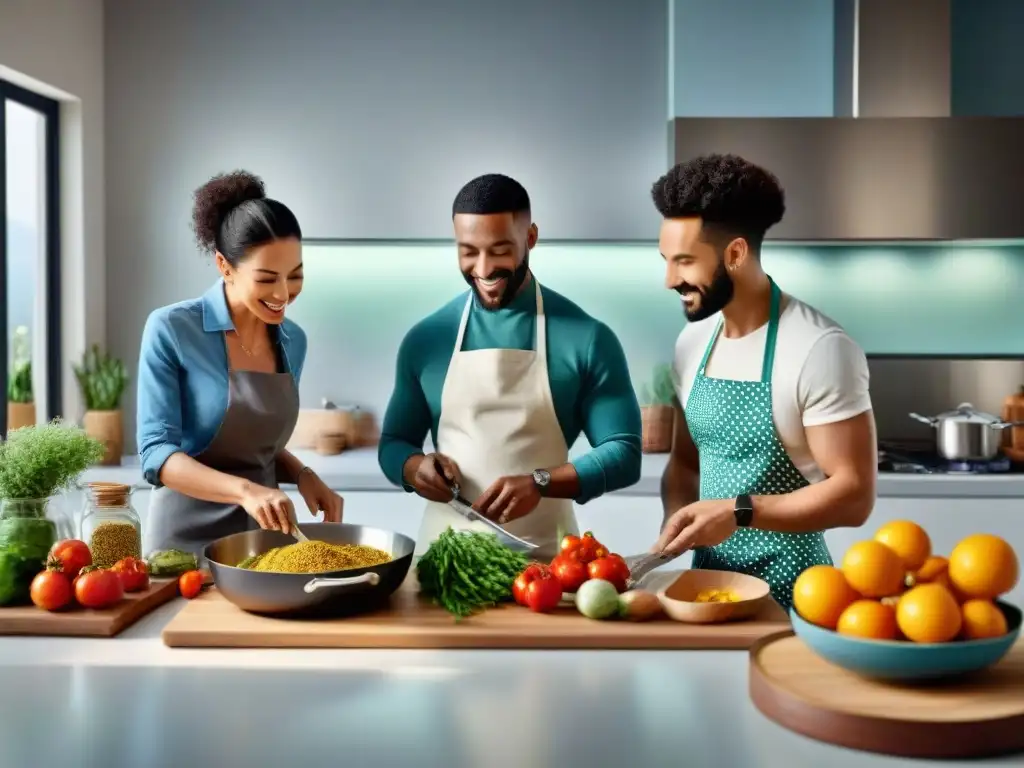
[434,458,539,553]
[622,551,679,589]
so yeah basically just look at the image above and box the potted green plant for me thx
[0,419,104,605]
[73,344,129,466]
[6,361,34,432]
[6,326,35,432]
[638,363,677,454]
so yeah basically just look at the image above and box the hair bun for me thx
[192,170,267,252]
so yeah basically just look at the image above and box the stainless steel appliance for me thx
[668,0,1024,241]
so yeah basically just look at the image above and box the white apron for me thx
[415,279,578,560]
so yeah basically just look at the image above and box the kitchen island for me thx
[74,448,1024,607]
[0,598,1018,768]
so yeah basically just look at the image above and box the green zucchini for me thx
[145,548,198,577]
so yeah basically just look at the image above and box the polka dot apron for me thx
[684,278,832,609]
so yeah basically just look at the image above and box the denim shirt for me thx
[136,280,307,486]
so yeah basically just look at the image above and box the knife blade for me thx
[446,491,539,552]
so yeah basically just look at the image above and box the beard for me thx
[463,250,531,311]
[675,258,734,321]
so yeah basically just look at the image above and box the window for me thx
[1,79,61,435]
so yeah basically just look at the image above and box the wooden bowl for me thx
[657,569,771,624]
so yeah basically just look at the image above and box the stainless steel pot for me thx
[908,403,1024,461]
[204,522,415,617]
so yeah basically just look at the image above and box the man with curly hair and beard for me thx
[649,154,877,609]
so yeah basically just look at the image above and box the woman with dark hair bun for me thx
[137,170,342,556]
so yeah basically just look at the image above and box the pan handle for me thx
[302,571,381,594]
[908,412,937,426]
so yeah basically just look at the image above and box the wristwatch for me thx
[532,469,551,496]
[734,494,754,527]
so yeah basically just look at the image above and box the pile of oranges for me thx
[793,521,1019,643]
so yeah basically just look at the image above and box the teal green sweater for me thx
[377,279,642,504]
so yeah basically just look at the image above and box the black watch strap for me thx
[734,494,754,527]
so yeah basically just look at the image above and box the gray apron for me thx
[145,368,300,558]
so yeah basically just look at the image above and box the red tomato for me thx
[524,573,563,613]
[512,563,549,606]
[588,556,630,592]
[47,539,92,579]
[550,555,588,593]
[112,557,150,592]
[574,538,602,564]
[559,534,581,555]
[178,570,206,600]
[75,568,125,609]
[30,569,73,611]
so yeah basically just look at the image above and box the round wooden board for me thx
[749,630,1024,759]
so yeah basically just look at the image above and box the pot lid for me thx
[934,403,1001,424]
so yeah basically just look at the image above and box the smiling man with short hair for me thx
[378,173,642,558]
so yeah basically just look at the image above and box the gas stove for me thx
[878,440,1017,475]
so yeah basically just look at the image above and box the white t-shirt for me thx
[673,294,872,484]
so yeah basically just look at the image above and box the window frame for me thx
[0,78,62,434]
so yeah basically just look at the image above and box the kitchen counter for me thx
[82,448,1024,499]
[0,599,1016,768]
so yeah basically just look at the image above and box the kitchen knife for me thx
[446,491,540,552]
[431,457,539,552]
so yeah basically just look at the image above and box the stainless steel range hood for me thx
[669,0,1024,241]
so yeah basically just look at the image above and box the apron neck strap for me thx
[760,277,781,382]
[696,276,781,383]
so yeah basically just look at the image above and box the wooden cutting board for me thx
[749,631,1024,759]
[161,571,789,649]
[0,578,179,638]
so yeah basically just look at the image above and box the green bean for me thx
[416,527,529,620]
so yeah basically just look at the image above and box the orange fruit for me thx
[913,555,951,589]
[792,565,859,630]
[948,534,1019,600]
[836,599,898,640]
[895,584,962,643]
[874,520,931,571]
[960,600,1008,640]
[841,540,905,598]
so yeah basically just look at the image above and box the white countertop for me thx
[81,447,1024,499]
[0,597,1015,767]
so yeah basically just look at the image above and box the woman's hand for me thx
[297,469,344,523]
[239,485,297,534]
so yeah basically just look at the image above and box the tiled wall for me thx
[288,240,1024,435]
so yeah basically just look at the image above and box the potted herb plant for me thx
[6,326,35,432]
[638,363,677,454]
[73,344,129,466]
[0,419,104,605]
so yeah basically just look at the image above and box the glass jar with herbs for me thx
[0,420,104,605]
[79,482,142,567]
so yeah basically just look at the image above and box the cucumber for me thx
[145,549,198,577]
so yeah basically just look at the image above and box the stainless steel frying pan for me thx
[204,522,415,617]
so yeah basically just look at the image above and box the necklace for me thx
[235,332,264,358]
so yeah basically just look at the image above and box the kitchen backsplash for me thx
[287,240,1024,440]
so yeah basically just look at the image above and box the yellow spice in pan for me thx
[240,540,392,574]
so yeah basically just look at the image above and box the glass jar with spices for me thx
[79,482,142,567]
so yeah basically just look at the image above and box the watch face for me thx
[533,470,551,486]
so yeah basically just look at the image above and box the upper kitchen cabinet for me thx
[670,117,1024,241]
[104,0,667,241]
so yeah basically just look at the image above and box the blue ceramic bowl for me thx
[790,600,1021,681]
